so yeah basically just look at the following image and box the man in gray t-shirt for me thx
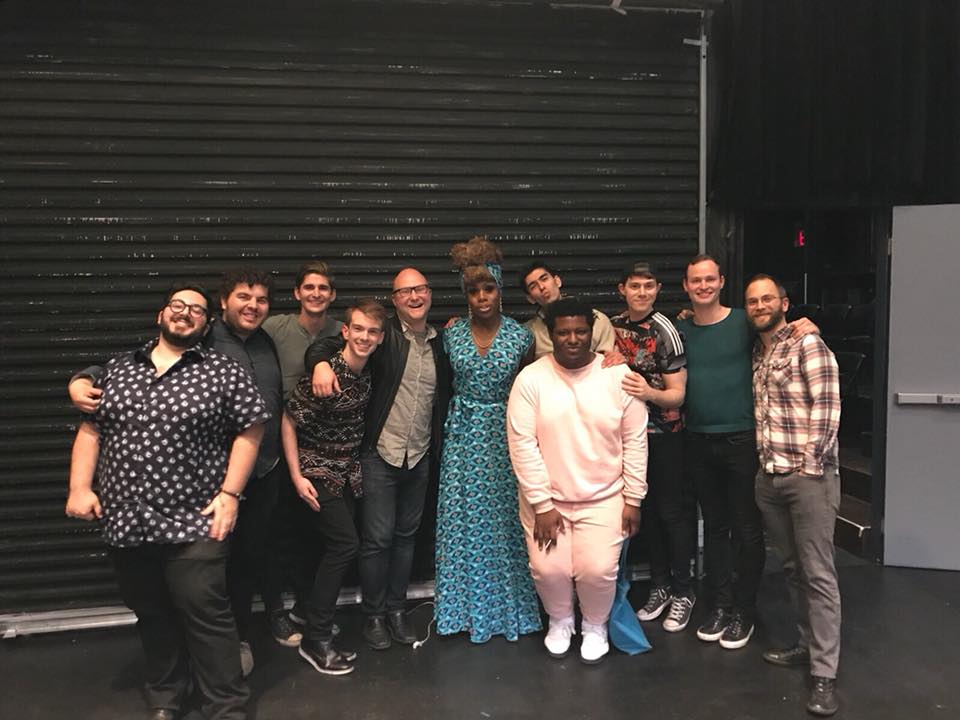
[262,261,343,398]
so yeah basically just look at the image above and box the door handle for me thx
[896,393,960,405]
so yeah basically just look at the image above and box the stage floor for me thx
[3,556,958,720]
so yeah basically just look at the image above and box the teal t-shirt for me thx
[675,307,755,433]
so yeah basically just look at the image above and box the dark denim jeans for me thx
[359,451,431,616]
[301,485,358,643]
[227,461,284,640]
[684,429,765,616]
[644,432,696,596]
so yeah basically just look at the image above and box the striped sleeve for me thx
[651,312,686,372]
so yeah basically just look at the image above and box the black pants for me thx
[300,484,359,644]
[111,540,248,720]
[358,451,431,616]
[227,462,285,639]
[684,429,765,616]
[643,432,696,597]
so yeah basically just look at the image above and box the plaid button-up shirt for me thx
[752,326,841,476]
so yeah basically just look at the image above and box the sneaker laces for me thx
[641,586,670,614]
[726,612,745,635]
[666,596,693,622]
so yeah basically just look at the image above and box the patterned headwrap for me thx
[459,262,503,293]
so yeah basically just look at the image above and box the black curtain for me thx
[711,0,960,207]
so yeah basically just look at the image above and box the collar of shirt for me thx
[754,324,794,362]
[400,318,437,341]
[133,338,207,364]
[614,309,656,326]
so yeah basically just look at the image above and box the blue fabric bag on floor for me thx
[608,539,652,655]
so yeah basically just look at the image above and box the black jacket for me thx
[304,315,451,462]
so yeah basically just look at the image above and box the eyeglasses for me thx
[746,294,785,308]
[167,299,208,318]
[391,284,432,299]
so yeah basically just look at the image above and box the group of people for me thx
[64,239,843,720]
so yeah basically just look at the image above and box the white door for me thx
[885,204,960,569]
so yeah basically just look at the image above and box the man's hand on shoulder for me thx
[69,377,102,414]
[311,361,341,397]
[788,317,820,338]
[622,371,653,401]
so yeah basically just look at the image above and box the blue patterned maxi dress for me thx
[434,316,543,643]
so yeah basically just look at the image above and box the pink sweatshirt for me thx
[507,354,648,513]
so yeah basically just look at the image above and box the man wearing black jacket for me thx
[306,267,451,650]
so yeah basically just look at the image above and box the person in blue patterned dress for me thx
[434,235,543,643]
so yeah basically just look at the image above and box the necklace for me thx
[471,320,500,351]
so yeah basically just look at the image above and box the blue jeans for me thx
[359,451,431,616]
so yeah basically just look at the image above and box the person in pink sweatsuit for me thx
[507,297,649,664]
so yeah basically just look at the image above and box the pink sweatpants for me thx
[520,492,625,625]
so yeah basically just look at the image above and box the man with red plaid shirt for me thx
[745,274,841,718]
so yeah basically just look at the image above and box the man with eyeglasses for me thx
[746,275,842,717]
[68,269,292,674]
[65,284,269,720]
[305,267,451,650]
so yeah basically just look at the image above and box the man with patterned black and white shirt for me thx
[65,284,269,720]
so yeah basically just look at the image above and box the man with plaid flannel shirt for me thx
[745,274,842,717]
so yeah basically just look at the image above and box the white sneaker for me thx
[579,621,609,664]
[239,641,254,677]
[544,616,575,658]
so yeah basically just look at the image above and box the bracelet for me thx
[220,488,245,501]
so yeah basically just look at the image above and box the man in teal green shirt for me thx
[677,254,815,652]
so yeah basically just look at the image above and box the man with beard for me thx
[306,267,451,650]
[65,284,269,720]
[507,297,648,664]
[745,275,842,717]
[68,269,293,672]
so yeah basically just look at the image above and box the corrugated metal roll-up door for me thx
[0,0,702,614]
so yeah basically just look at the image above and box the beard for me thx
[160,320,207,349]
[750,306,785,333]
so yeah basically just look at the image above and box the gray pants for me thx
[756,467,842,678]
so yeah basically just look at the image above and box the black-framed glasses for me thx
[167,299,208,318]
[391,284,432,299]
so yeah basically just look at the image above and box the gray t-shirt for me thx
[262,313,343,399]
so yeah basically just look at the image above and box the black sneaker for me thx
[696,607,731,642]
[636,586,672,622]
[718,611,754,650]
[807,676,839,716]
[662,594,696,632]
[298,639,355,676]
[763,645,811,667]
[270,613,303,648]
[288,603,306,626]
